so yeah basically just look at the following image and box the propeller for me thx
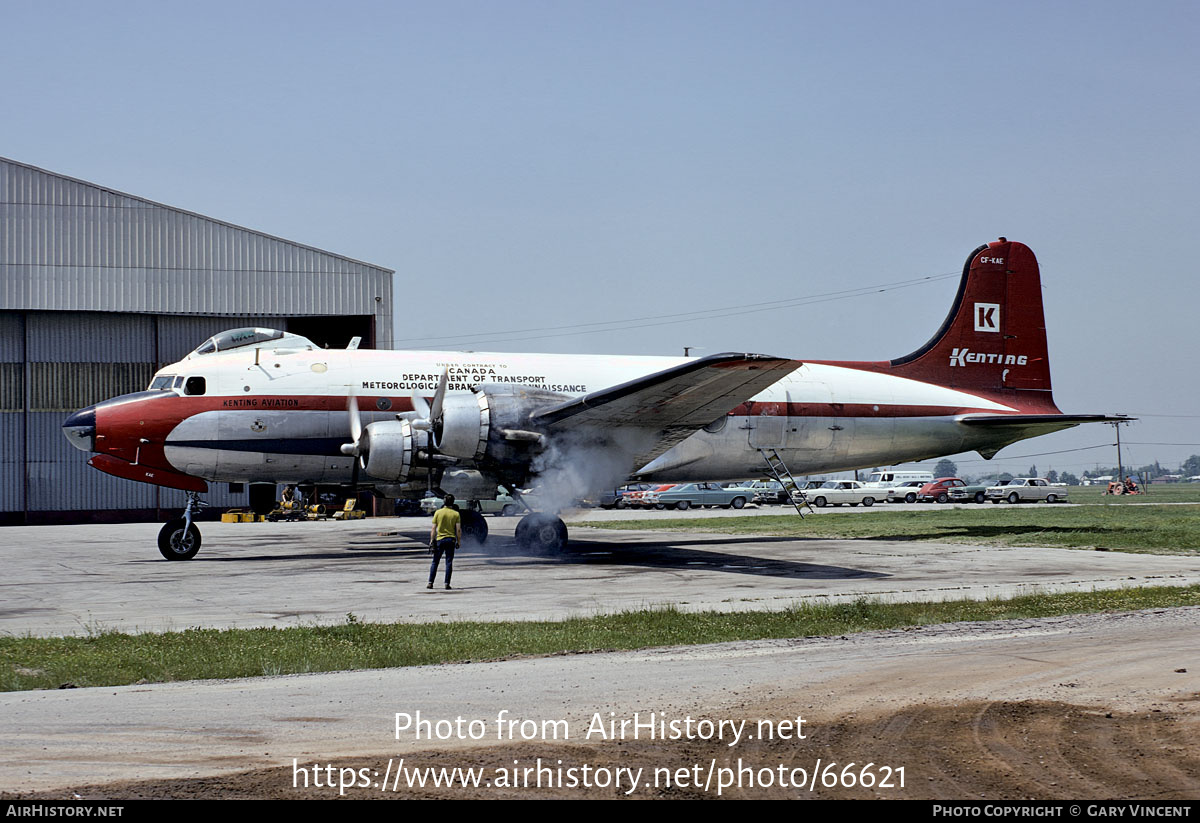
[340,387,364,490]
[411,370,448,436]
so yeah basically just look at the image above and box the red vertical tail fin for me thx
[887,239,1059,411]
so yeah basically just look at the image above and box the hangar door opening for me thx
[287,316,375,350]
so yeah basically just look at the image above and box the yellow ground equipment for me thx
[332,499,365,520]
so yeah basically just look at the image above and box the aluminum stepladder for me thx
[758,448,814,517]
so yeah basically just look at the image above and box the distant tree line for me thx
[872,455,1199,487]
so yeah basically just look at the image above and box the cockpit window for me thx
[172,376,185,389]
[149,375,175,391]
[184,376,207,396]
[191,328,286,357]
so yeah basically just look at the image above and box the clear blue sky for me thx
[4,0,1196,477]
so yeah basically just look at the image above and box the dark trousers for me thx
[430,538,456,585]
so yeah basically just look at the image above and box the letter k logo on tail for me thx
[974,303,999,332]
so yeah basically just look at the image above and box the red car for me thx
[627,484,678,509]
[917,477,968,503]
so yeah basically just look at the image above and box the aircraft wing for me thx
[531,352,800,465]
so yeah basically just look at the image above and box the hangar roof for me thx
[0,156,394,320]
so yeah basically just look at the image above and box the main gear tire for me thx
[515,513,568,552]
[460,510,488,544]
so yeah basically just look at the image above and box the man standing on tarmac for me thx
[428,494,461,590]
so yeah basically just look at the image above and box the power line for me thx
[1120,413,1200,419]
[953,444,1116,464]
[1125,442,1200,447]
[399,271,959,349]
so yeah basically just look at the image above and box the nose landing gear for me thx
[158,492,206,560]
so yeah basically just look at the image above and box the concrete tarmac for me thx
[3,608,1197,794]
[1,510,1198,637]
[2,512,1199,796]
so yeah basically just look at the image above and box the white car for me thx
[809,480,879,508]
[985,478,1070,504]
[885,480,926,503]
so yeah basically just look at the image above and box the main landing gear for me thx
[158,492,206,560]
[514,512,568,552]
[460,509,489,544]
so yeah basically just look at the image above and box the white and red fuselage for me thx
[62,240,1103,496]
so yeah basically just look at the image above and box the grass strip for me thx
[578,503,1200,553]
[2,586,1197,692]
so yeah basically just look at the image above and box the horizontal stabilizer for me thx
[957,413,1134,459]
[958,413,1133,428]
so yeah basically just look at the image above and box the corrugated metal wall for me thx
[0,157,393,346]
[6,311,286,517]
[0,314,23,513]
[27,412,156,512]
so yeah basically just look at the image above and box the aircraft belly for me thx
[163,445,355,483]
[645,415,973,481]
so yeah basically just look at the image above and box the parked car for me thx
[809,480,879,507]
[614,483,654,509]
[917,477,968,503]
[949,480,1007,504]
[986,478,1070,504]
[746,480,788,504]
[421,487,525,517]
[626,484,679,509]
[394,498,425,516]
[592,489,623,509]
[644,482,749,510]
[885,480,926,503]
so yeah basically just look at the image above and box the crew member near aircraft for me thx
[428,495,461,590]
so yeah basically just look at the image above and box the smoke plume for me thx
[529,426,658,513]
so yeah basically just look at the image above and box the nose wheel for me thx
[158,492,206,560]
[158,518,202,560]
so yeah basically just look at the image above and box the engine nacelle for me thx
[440,469,503,501]
[434,392,490,459]
[359,419,427,482]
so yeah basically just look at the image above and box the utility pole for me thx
[1106,418,1131,481]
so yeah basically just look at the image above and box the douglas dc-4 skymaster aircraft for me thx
[62,239,1125,559]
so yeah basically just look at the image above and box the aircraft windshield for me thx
[192,328,286,356]
[148,375,175,391]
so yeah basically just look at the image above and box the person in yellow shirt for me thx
[428,494,462,590]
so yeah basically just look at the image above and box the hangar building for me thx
[0,157,395,524]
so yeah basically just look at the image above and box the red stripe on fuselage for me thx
[92,393,419,475]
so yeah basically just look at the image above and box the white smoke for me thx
[529,426,658,514]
